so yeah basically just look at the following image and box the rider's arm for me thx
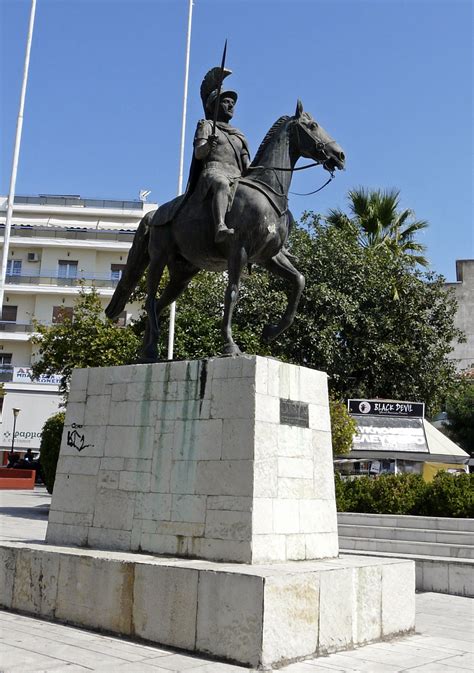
[194,120,217,160]
[241,151,250,172]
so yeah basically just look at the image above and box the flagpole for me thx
[167,0,194,360]
[0,0,37,310]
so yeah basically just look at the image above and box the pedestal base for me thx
[0,542,415,668]
[47,357,338,563]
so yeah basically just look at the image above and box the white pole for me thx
[0,0,37,311]
[167,0,193,360]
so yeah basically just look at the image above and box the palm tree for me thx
[326,188,429,268]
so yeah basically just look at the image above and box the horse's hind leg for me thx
[222,246,247,355]
[140,250,167,362]
[145,255,199,360]
[262,251,305,343]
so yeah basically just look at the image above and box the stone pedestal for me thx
[0,357,416,667]
[0,542,415,669]
[47,356,338,563]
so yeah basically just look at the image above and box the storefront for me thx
[0,367,62,462]
[335,398,469,480]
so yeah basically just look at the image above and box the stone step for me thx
[337,512,474,532]
[339,535,474,559]
[339,550,474,597]
[338,523,474,546]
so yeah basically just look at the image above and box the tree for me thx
[30,285,140,396]
[326,187,429,269]
[444,378,474,455]
[142,215,461,415]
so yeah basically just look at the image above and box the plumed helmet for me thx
[200,67,238,116]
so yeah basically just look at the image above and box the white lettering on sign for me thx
[373,402,414,414]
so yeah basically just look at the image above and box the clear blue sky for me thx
[1,0,472,281]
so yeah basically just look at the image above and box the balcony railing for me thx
[13,195,144,210]
[5,272,121,288]
[0,322,35,333]
[1,225,135,243]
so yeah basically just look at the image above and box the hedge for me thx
[335,471,473,518]
[40,412,65,494]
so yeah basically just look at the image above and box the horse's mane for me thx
[250,115,291,167]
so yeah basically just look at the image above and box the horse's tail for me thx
[105,210,154,320]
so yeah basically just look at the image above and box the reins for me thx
[246,123,337,197]
[246,162,335,197]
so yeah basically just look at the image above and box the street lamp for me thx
[10,407,21,456]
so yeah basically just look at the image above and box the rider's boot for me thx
[213,188,234,243]
[215,221,234,243]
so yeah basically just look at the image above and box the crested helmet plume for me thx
[200,67,237,116]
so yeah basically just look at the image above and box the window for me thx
[1,305,18,322]
[52,306,74,323]
[6,260,22,276]
[0,353,12,365]
[111,264,126,281]
[58,260,78,279]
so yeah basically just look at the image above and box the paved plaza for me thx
[0,488,473,672]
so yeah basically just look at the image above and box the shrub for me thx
[334,473,351,511]
[39,412,65,494]
[419,471,474,518]
[370,473,427,514]
[330,398,357,456]
[335,471,473,518]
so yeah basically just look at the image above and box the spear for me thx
[212,39,228,135]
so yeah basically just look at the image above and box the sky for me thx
[1,0,472,281]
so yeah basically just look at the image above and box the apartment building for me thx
[0,194,157,456]
[445,259,474,373]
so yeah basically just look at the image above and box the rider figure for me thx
[193,80,251,244]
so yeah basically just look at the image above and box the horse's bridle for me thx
[246,119,338,196]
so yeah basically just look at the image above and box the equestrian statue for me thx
[106,55,345,360]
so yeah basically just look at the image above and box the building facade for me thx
[0,194,157,455]
[445,259,474,373]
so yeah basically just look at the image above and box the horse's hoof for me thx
[262,324,279,343]
[222,343,242,356]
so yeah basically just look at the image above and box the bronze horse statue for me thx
[106,101,345,359]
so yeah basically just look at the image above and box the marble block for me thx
[0,542,416,669]
[47,356,338,563]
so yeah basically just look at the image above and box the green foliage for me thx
[39,412,65,494]
[31,285,140,396]
[444,379,474,455]
[335,472,473,517]
[130,202,461,415]
[419,471,474,518]
[329,398,357,456]
[326,187,429,269]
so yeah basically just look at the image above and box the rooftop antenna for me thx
[139,190,151,203]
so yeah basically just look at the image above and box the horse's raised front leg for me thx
[262,251,305,343]
[221,246,247,355]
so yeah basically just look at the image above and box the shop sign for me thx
[348,399,424,418]
[352,416,429,453]
[13,367,62,386]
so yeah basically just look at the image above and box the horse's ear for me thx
[295,99,304,118]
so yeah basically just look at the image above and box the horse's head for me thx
[292,100,345,173]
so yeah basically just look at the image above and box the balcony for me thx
[1,224,135,243]
[14,195,144,210]
[0,322,34,333]
[5,271,121,289]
